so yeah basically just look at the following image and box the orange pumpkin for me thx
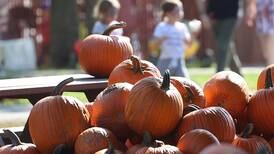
[269,138,274,152]
[199,144,247,154]
[92,82,134,142]
[248,68,274,135]
[177,107,235,143]
[203,71,249,119]
[183,104,201,117]
[257,64,274,89]
[85,102,94,125]
[94,144,124,154]
[108,55,161,85]
[0,129,41,154]
[79,22,133,77]
[171,77,205,108]
[232,123,272,154]
[125,70,183,137]
[177,129,220,154]
[126,132,181,154]
[74,127,125,154]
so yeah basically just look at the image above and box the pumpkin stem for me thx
[105,141,115,154]
[102,21,127,36]
[161,70,170,91]
[130,55,144,74]
[265,68,273,89]
[183,104,200,114]
[142,131,153,147]
[52,77,74,96]
[240,123,254,138]
[102,84,119,96]
[3,129,22,146]
[182,85,195,102]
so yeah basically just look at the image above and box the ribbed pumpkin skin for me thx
[74,127,124,154]
[232,135,272,153]
[203,71,249,119]
[29,96,90,154]
[177,107,235,143]
[79,34,133,77]
[257,64,274,89]
[199,144,247,154]
[171,77,205,108]
[177,129,220,154]
[108,57,161,85]
[125,77,183,137]
[0,144,41,154]
[269,138,274,152]
[92,83,134,142]
[126,143,182,154]
[247,89,274,135]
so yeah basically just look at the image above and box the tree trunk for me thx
[50,0,78,68]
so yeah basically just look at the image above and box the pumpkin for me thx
[257,64,274,89]
[203,71,249,119]
[92,82,134,142]
[95,144,124,154]
[85,102,94,125]
[126,132,181,154]
[248,68,274,135]
[177,106,235,143]
[74,127,125,154]
[171,77,205,108]
[182,104,200,117]
[199,144,247,154]
[28,77,90,154]
[125,70,183,137]
[269,138,274,152]
[232,123,272,154]
[177,129,220,154]
[0,129,41,154]
[108,55,161,85]
[79,21,133,77]
[53,144,73,154]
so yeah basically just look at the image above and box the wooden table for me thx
[0,74,108,145]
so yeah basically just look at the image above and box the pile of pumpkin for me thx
[1,22,274,154]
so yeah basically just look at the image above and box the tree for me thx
[50,0,78,68]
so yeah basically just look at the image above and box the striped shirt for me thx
[256,0,274,34]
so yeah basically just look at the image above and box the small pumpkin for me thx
[199,144,247,154]
[108,55,161,85]
[28,77,90,154]
[203,71,249,119]
[126,132,181,154]
[182,104,200,117]
[177,129,220,154]
[125,70,183,137]
[177,107,236,143]
[0,129,41,154]
[232,123,272,154]
[171,76,205,108]
[92,82,134,142]
[257,64,274,89]
[74,127,125,154]
[79,22,133,77]
[248,68,274,135]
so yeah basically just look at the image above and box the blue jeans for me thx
[157,58,189,78]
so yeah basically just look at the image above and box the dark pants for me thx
[213,18,242,75]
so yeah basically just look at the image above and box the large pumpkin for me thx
[92,82,134,142]
[78,22,133,77]
[0,129,41,154]
[177,107,235,143]
[171,76,205,108]
[203,71,249,119]
[108,55,161,85]
[125,70,183,137]
[232,123,272,153]
[257,64,274,89]
[248,68,274,135]
[74,127,125,154]
[177,129,220,154]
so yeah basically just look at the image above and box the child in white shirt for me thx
[92,0,123,35]
[152,0,191,77]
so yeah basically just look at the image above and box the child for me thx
[152,0,191,77]
[92,0,123,35]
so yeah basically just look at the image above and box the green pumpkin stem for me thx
[105,141,115,154]
[161,70,170,91]
[142,131,153,147]
[102,21,127,36]
[240,123,254,138]
[183,85,195,101]
[3,129,22,146]
[52,77,74,96]
[265,68,273,89]
[130,56,144,74]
